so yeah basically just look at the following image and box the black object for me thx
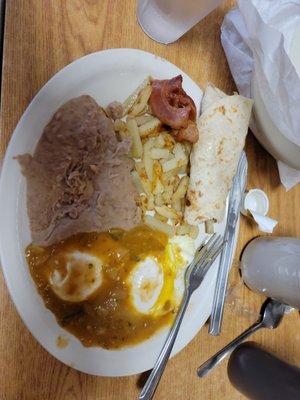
[227,342,300,400]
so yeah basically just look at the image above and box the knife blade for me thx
[208,151,248,336]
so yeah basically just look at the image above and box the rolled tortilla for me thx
[184,84,253,225]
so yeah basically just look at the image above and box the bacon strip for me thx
[149,75,198,143]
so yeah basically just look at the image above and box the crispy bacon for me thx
[173,121,199,143]
[149,75,198,143]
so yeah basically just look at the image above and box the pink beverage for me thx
[137,0,224,44]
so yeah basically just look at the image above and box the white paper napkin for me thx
[248,211,278,233]
[221,0,300,190]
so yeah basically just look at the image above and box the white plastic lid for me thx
[241,189,269,216]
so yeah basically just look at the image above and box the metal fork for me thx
[139,234,225,400]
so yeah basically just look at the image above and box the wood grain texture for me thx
[1,1,299,399]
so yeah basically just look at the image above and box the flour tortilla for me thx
[184,84,253,225]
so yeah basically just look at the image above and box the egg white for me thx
[129,256,164,314]
[50,251,103,302]
[128,235,196,315]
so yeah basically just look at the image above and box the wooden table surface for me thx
[1,1,299,399]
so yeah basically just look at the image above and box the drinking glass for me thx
[137,0,224,44]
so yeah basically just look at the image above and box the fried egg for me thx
[128,235,195,316]
[50,251,103,302]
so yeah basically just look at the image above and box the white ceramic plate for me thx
[0,49,227,376]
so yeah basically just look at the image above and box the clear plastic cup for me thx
[137,0,224,44]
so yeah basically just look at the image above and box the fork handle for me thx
[139,291,191,400]
[197,321,263,378]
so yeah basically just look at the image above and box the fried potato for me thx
[127,119,143,158]
[205,220,215,234]
[135,115,154,126]
[147,194,155,211]
[171,199,182,213]
[122,77,150,116]
[153,178,164,195]
[176,224,199,239]
[176,224,190,235]
[152,134,164,148]
[150,148,171,160]
[173,142,186,162]
[154,192,164,206]
[139,118,161,137]
[144,215,175,237]
[189,225,199,239]
[161,158,177,173]
[162,186,173,204]
[131,170,143,194]
[172,176,189,202]
[154,212,168,223]
[143,138,156,181]
[129,85,152,117]
[154,205,180,220]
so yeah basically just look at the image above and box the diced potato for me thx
[143,138,156,181]
[129,85,152,117]
[153,178,164,195]
[150,148,171,160]
[173,142,186,162]
[162,132,176,149]
[154,192,164,206]
[139,118,161,137]
[154,134,165,148]
[135,115,154,126]
[161,158,177,173]
[176,224,191,235]
[122,77,150,116]
[135,161,144,176]
[147,194,155,211]
[171,199,182,213]
[154,212,168,223]
[155,205,180,220]
[153,160,163,179]
[205,220,215,234]
[172,176,189,202]
[143,137,156,151]
[162,186,174,204]
[131,170,143,194]
[139,194,148,213]
[144,215,175,237]
[127,119,143,158]
[183,141,192,156]
[176,224,199,239]
[169,175,180,189]
[144,153,154,181]
[162,168,178,182]
[178,163,189,174]
[140,176,152,195]
[189,225,199,239]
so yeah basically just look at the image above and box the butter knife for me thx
[208,151,248,336]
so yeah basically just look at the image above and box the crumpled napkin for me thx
[248,210,278,233]
[221,0,300,190]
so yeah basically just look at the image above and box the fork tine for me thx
[194,237,224,273]
[205,234,222,253]
[197,234,222,262]
[209,239,225,261]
